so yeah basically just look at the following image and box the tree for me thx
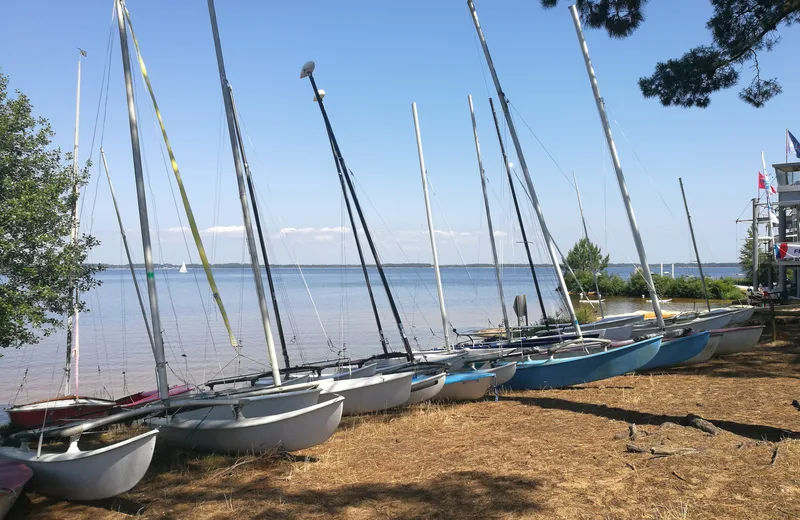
[541,0,800,108]
[738,226,776,286]
[564,237,609,272]
[0,73,102,349]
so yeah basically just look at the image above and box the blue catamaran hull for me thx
[504,336,662,390]
[637,331,710,371]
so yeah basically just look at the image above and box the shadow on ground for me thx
[505,395,800,442]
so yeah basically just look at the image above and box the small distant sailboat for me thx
[179,261,188,274]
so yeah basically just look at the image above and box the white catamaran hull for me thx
[0,430,158,501]
[407,373,447,405]
[154,396,344,453]
[169,388,322,421]
[474,362,517,386]
[679,332,721,366]
[633,311,733,336]
[316,373,413,415]
[434,375,494,401]
[714,326,764,355]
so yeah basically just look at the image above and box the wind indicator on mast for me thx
[301,60,414,361]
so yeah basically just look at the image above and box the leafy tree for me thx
[0,73,102,349]
[541,0,800,107]
[738,226,776,286]
[564,237,609,273]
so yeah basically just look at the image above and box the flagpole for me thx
[786,128,789,163]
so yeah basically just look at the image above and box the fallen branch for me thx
[671,470,688,482]
[629,423,639,441]
[684,414,719,435]
[626,443,646,453]
[771,445,780,465]
[650,446,697,457]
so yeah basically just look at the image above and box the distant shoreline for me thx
[98,262,741,269]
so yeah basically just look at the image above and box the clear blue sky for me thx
[1,0,796,267]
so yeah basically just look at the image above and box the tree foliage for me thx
[738,226,777,286]
[564,237,609,273]
[541,0,800,108]
[0,73,102,349]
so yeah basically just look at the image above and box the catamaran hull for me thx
[154,397,344,453]
[168,388,322,421]
[713,326,764,355]
[505,336,662,390]
[434,374,494,401]
[5,397,118,430]
[638,332,710,371]
[407,373,446,405]
[680,333,721,366]
[315,373,413,415]
[0,461,32,520]
[633,312,732,336]
[0,430,158,501]
[478,362,517,386]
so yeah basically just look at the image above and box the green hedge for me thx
[565,271,743,300]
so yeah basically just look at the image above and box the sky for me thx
[1,0,796,268]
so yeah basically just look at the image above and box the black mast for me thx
[301,62,413,361]
[488,98,549,329]
[228,84,291,368]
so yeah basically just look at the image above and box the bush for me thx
[564,269,742,300]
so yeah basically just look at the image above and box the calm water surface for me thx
[0,265,740,408]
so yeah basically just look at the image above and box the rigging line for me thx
[124,6,239,352]
[131,74,198,385]
[426,175,493,325]
[250,185,329,361]
[88,4,117,159]
[247,183,313,364]
[512,167,660,299]
[609,115,679,222]
[507,101,575,190]
[145,68,221,367]
[347,172,441,335]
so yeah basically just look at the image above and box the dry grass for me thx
[13,320,800,519]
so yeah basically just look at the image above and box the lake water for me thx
[0,264,740,408]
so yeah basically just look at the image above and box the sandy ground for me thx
[14,320,800,519]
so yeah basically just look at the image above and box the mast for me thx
[568,5,664,329]
[573,172,604,317]
[761,151,774,289]
[488,98,550,329]
[100,149,155,351]
[228,84,291,369]
[468,95,510,340]
[411,103,451,350]
[64,49,84,396]
[301,62,414,361]
[467,0,583,338]
[752,198,759,289]
[678,177,710,312]
[207,0,282,385]
[116,0,169,402]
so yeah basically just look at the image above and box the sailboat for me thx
[409,101,501,401]
[146,0,345,449]
[179,261,188,273]
[0,7,170,499]
[4,51,122,430]
[463,0,661,390]
[565,4,709,369]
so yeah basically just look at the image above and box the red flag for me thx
[771,185,777,194]
[758,171,766,189]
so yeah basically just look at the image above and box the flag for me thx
[78,48,87,57]
[758,171,767,190]
[771,185,777,194]
[789,130,800,159]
